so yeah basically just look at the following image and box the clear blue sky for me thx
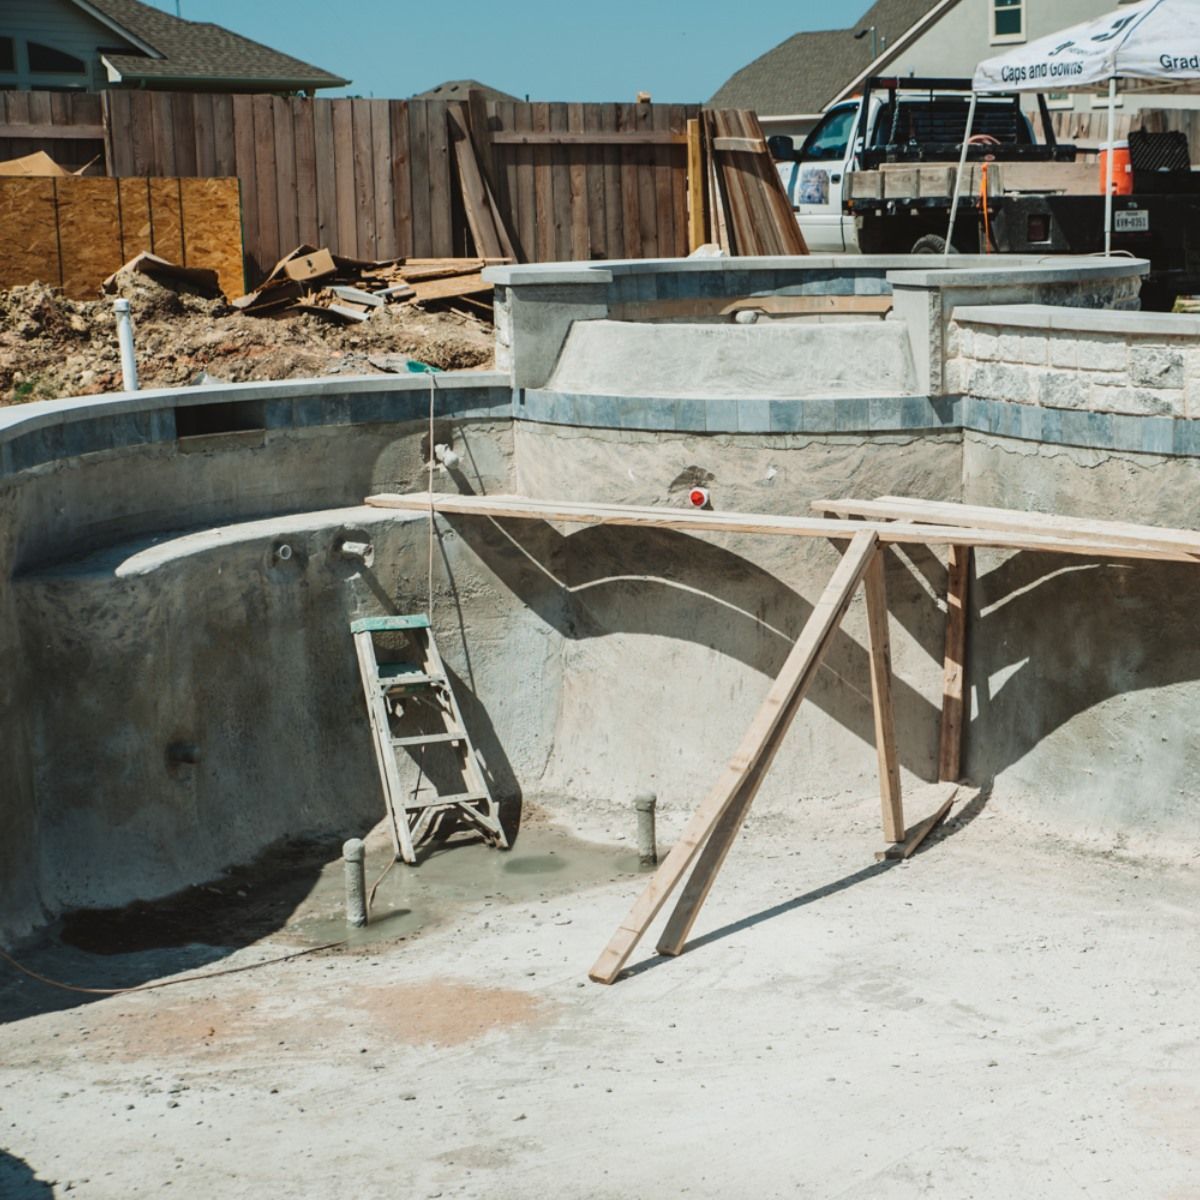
[145,0,872,102]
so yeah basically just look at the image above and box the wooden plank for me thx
[251,95,279,267]
[332,98,357,256]
[407,272,491,303]
[939,545,970,784]
[600,103,623,261]
[593,531,879,980]
[618,103,641,259]
[685,110,706,254]
[566,102,590,262]
[364,492,1200,562]
[56,177,121,298]
[211,93,236,176]
[0,177,60,291]
[512,101,536,264]
[491,130,686,145]
[171,92,197,177]
[191,92,217,178]
[811,496,1200,562]
[651,103,675,260]
[427,100,453,257]
[583,104,606,261]
[712,136,767,153]
[876,788,958,861]
[181,177,245,299]
[292,99,318,247]
[371,100,397,260]
[635,102,657,258]
[351,99,376,259]
[407,99,432,258]
[532,102,554,262]
[104,90,134,175]
[548,102,570,261]
[390,100,413,259]
[148,177,184,264]
[312,98,337,250]
[608,294,893,321]
[448,102,502,259]
[0,122,106,141]
[149,91,176,177]
[117,177,153,261]
[864,548,904,843]
[272,96,298,257]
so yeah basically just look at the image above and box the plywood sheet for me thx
[57,176,122,298]
[148,177,184,265]
[0,177,60,290]
[118,176,154,260]
[180,177,244,298]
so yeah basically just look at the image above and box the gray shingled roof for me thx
[81,0,348,90]
[413,80,521,104]
[709,0,945,115]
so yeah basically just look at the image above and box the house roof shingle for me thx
[709,0,944,116]
[413,79,521,104]
[81,0,349,90]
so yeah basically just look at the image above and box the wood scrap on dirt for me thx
[233,245,510,323]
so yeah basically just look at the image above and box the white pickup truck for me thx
[771,75,1056,254]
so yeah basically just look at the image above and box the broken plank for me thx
[592,530,879,981]
[875,787,959,861]
[364,492,1200,563]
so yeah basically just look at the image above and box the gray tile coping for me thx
[953,302,1200,338]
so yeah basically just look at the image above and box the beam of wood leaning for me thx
[589,530,879,983]
[811,496,1200,562]
[864,549,905,843]
[365,493,1196,562]
[939,545,971,783]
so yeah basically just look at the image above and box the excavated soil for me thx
[0,274,494,405]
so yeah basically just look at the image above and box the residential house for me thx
[711,0,1165,147]
[0,0,347,94]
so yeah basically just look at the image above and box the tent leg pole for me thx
[945,92,977,255]
[1104,76,1117,257]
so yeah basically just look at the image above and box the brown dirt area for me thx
[0,273,494,406]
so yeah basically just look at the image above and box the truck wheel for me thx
[911,234,948,255]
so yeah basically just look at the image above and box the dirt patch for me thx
[348,980,549,1047]
[0,273,494,405]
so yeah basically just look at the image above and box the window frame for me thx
[990,0,1026,45]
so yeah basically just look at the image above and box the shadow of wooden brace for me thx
[589,530,906,984]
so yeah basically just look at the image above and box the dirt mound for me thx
[1,277,494,405]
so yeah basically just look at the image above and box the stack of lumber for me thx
[694,110,808,256]
[233,245,510,322]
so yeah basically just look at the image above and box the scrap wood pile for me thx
[233,246,509,324]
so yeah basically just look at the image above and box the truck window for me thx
[800,106,858,162]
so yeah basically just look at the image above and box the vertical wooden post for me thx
[686,116,707,251]
[864,548,904,844]
[938,544,971,783]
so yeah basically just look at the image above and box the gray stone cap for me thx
[0,370,511,442]
[952,303,1200,337]
[483,253,1063,287]
[889,256,1149,290]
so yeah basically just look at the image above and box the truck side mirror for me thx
[767,134,800,162]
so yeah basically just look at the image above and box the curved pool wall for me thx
[5,252,1200,944]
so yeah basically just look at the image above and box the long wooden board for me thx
[939,545,971,784]
[812,496,1200,562]
[590,530,879,982]
[365,492,1200,563]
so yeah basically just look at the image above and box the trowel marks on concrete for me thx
[546,319,918,399]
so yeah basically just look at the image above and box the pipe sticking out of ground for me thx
[343,838,367,927]
[635,793,658,867]
[113,299,139,392]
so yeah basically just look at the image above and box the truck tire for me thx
[911,234,948,255]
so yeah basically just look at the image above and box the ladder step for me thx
[376,663,444,688]
[392,732,464,747]
[403,791,490,811]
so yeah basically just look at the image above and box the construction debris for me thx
[102,253,224,301]
[233,245,508,323]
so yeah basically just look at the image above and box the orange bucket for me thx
[1099,140,1133,194]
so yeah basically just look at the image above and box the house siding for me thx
[0,0,137,91]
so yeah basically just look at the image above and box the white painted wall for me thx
[0,0,137,91]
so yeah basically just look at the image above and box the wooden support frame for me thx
[939,545,971,783]
[864,549,905,842]
[589,531,879,984]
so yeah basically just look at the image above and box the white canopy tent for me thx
[946,0,1200,256]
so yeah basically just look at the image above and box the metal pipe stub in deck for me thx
[635,793,658,867]
[343,837,367,928]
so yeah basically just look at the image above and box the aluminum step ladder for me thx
[351,614,508,864]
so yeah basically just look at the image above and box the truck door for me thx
[791,102,860,253]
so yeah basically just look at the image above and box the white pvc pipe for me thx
[113,298,139,392]
[1104,76,1117,257]
[945,92,978,255]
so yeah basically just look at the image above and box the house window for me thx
[27,42,87,74]
[992,0,1025,43]
[0,37,14,73]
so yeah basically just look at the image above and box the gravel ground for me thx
[1,788,1198,1199]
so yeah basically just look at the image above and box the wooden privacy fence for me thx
[0,176,243,299]
[102,90,705,281]
[0,91,106,175]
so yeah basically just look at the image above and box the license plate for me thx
[1115,209,1149,233]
